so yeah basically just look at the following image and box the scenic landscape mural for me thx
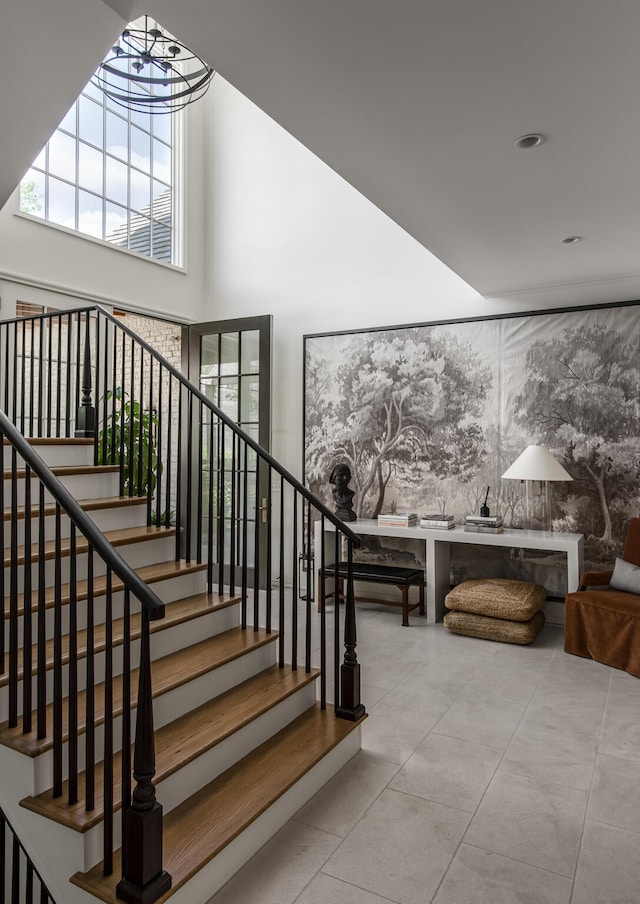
[304,302,640,592]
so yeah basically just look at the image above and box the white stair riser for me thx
[29,625,268,797]
[2,444,95,470]
[5,535,177,593]
[6,571,209,641]
[165,728,362,904]
[3,502,148,546]
[0,609,244,723]
[81,680,318,871]
[3,471,121,506]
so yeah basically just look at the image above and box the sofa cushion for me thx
[444,578,546,621]
[609,557,640,595]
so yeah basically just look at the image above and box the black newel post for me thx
[335,542,366,721]
[116,612,171,904]
[75,314,96,438]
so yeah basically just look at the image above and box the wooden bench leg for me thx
[401,586,410,627]
[419,579,425,616]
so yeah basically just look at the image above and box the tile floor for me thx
[208,603,640,904]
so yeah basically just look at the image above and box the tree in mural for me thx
[515,323,640,543]
[306,328,490,516]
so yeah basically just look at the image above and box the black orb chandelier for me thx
[92,15,214,115]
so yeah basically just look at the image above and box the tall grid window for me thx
[20,74,179,265]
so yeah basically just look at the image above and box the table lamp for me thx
[501,444,572,531]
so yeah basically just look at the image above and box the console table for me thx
[314,519,584,624]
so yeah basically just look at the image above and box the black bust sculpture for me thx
[329,463,357,522]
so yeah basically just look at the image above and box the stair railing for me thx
[1,411,171,902]
[1,304,364,903]
[1,806,57,903]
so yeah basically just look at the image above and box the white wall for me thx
[0,99,209,323]
[204,77,488,476]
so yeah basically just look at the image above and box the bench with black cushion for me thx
[318,562,425,626]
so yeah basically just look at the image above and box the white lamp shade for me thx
[501,444,573,481]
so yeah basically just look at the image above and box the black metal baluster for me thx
[197,399,203,565]
[22,464,32,733]
[127,339,135,496]
[291,493,298,669]
[165,374,172,533]
[100,317,109,466]
[65,313,73,436]
[103,568,114,875]
[29,317,35,437]
[147,357,154,521]
[11,832,20,904]
[320,515,326,709]
[25,857,34,902]
[175,385,182,561]
[155,369,163,527]
[185,393,193,562]
[278,477,285,668]
[117,608,172,903]
[68,522,78,805]
[253,463,260,630]
[37,315,44,437]
[52,503,63,796]
[334,530,340,711]
[46,316,52,437]
[20,319,26,433]
[55,314,62,437]
[229,432,237,595]
[207,418,214,592]
[305,498,311,672]
[75,312,82,442]
[216,422,224,589]
[36,483,47,739]
[8,447,19,727]
[266,466,272,634]
[137,348,144,496]
[241,441,248,628]
[2,322,9,413]
[85,545,95,811]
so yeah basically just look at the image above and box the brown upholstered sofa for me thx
[565,518,640,677]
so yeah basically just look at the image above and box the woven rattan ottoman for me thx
[443,578,546,644]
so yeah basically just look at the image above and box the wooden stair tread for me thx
[2,524,176,568]
[3,495,148,522]
[1,590,243,688]
[3,464,119,479]
[3,438,94,446]
[3,559,208,620]
[71,705,363,903]
[0,622,263,753]
[21,665,319,831]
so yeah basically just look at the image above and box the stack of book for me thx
[420,513,455,530]
[377,512,419,527]
[464,514,504,534]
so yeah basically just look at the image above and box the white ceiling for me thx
[3,0,640,306]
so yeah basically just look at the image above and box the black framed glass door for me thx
[185,315,272,587]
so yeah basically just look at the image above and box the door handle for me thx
[259,497,269,523]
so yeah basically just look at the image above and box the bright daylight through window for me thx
[19,20,180,266]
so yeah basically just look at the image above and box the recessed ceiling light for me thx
[561,235,582,244]
[514,133,545,149]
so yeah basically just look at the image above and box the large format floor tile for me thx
[464,770,587,877]
[432,844,572,904]
[208,609,640,904]
[322,789,471,904]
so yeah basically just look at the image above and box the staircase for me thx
[0,307,364,904]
